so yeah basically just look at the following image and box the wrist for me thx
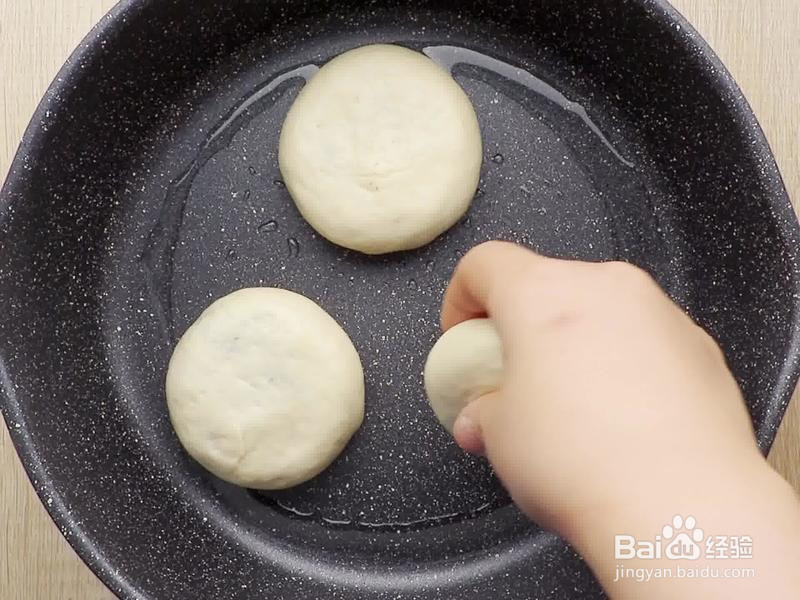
[561,454,784,562]
[562,456,800,596]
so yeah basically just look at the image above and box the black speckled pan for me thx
[2,0,799,598]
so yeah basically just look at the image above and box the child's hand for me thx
[441,241,800,599]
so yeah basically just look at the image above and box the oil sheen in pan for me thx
[140,44,633,339]
[140,44,634,531]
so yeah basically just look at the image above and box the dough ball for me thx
[424,319,503,433]
[279,44,483,255]
[166,288,364,490]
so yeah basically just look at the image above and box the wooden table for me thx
[1,1,798,598]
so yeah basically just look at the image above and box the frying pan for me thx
[2,0,799,598]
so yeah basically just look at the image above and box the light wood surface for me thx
[1,1,798,598]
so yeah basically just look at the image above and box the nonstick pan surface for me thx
[2,1,800,598]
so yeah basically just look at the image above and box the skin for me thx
[441,241,800,599]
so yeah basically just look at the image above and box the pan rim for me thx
[1,0,799,597]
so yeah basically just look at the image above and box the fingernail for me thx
[453,414,485,455]
[454,414,477,435]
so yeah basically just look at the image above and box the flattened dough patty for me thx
[166,288,364,490]
[279,44,483,254]
[424,319,503,433]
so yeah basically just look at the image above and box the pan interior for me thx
[105,23,684,572]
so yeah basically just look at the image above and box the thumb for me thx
[452,392,500,456]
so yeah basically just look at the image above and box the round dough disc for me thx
[279,44,483,255]
[166,288,364,490]
[424,319,503,433]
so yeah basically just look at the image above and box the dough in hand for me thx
[166,288,364,490]
[279,44,483,255]
[424,319,503,434]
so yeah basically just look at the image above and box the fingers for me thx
[442,242,556,456]
[441,241,547,331]
[452,393,497,455]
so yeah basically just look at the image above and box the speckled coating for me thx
[1,1,799,599]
